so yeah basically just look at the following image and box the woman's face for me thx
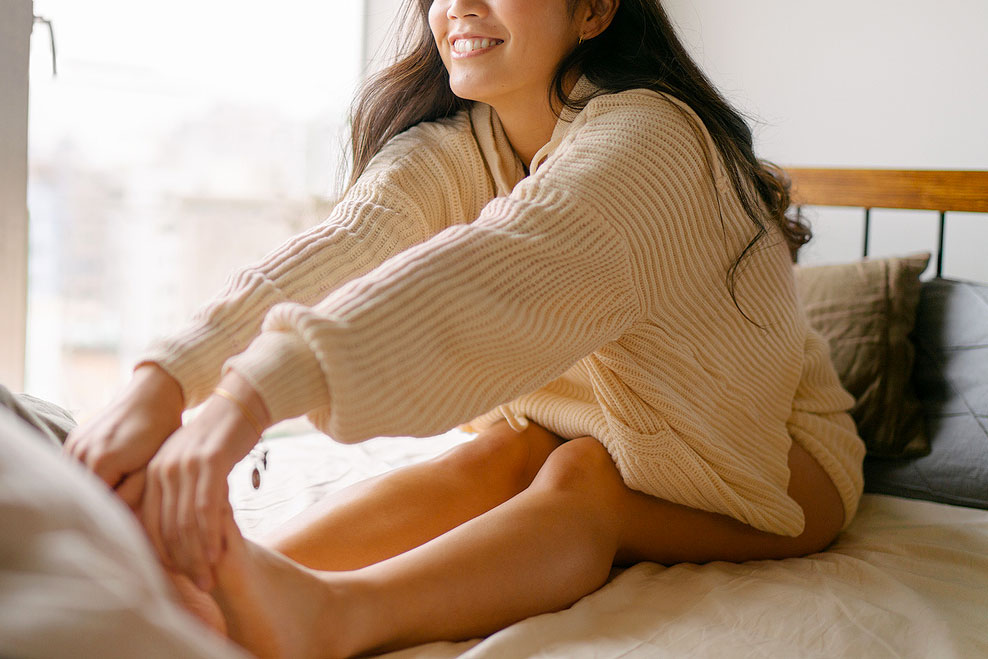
[428,0,583,111]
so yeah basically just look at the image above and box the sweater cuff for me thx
[222,331,331,426]
[138,324,239,409]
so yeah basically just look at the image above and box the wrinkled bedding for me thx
[3,412,985,659]
[232,429,988,659]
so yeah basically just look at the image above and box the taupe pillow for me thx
[794,253,931,457]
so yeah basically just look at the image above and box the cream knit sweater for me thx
[143,78,865,537]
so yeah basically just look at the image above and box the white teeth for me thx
[453,38,501,53]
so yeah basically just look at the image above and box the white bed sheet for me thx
[231,430,988,659]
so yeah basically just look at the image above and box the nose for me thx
[446,0,487,19]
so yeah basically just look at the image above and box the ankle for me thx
[311,571,381,659]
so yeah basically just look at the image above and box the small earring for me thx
[578,34,585,45]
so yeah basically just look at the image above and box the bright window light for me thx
[27,1,364,420]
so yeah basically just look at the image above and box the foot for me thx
[166,569,227,636]
[209,512,358,659]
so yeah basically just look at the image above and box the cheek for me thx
[513,7,575,60]
[427,4,444,43]
[427,5,451,68]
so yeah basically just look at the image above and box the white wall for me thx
[360,0,988,281]
[662,0,988,279]
[663,0,988,169]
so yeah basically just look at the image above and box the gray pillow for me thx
[864,278,988,509]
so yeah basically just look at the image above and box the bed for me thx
[2,168,987,658]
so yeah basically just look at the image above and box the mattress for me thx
[230,428,988,659]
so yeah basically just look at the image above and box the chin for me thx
[447,75,495,104]
[448,86,484,103]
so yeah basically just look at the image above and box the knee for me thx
[785,444,847,556]
[433,421,560,495]
[793,501,844,557]
[531,437,625,503]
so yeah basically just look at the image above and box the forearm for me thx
[140,196,436,408]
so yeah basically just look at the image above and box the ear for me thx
[578,0,620,41]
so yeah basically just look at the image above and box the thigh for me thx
[614,439,846,566]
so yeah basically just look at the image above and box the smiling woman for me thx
[428,0,616,165]
[61,0,866,656]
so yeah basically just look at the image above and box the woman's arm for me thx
[221,98,691,440]
[63,363,185,509]
[65,112,488,507]
[142,112,490,410]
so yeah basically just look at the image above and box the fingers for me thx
[175,466,210,590]
[90,453,126,490]
[63,427,94,472]
[116,469,147,511]
[63,420,149,491]
[143,442,232,590]
[62,429,81,458]
[66,434,125,490]
[135,396,253,586]
[62,376,184,493]
[197,462,226,567]
[142,459,169,567]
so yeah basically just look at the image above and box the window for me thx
[26,1,364,419]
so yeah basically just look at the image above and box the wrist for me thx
[132,362,185,415]
[193,391,263,466]
[214,371,272,433]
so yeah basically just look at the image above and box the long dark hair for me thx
[347,0,810,314]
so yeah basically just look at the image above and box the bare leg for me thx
[168,420,562,636]
[209,446,621,658]
[207,435,845,658]
[266,420,564,570]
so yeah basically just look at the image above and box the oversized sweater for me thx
[142,78,865,537]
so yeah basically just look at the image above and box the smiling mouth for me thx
[452,38,504,56]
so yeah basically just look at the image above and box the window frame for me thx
[0,0,33,390]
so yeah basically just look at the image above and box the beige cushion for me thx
[795,253,931,457]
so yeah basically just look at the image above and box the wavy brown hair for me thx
[347,0,810,317]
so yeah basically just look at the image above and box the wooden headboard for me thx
[785,168,988,277]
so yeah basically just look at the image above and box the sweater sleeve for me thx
[224,118,648,441]
[139,113,490,407]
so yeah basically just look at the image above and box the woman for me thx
[65,0,865,656]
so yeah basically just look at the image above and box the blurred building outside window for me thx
[27,1,363,421]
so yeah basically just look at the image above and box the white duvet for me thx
[2,413,986,658]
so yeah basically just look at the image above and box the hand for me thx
[142,370,269,590]
[64,364,185,510]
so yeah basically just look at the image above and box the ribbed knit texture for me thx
[142,78,865,536]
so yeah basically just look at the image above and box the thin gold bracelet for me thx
[213,387,266,437]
